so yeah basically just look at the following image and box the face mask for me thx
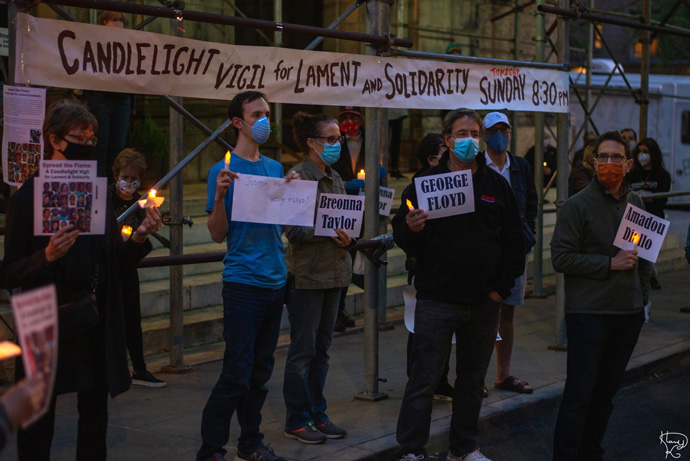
[453,137,479,163]
[637,152,651,167]
[242,116,271,144]
[340,119,361,136]
[59,141,96,161]
[316,141,341,166]
[117,179,140,196]
[487,132,510,153]
[597,162,626,189]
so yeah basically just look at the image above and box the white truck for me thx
[569,59,690,204]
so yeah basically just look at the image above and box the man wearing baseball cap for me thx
[482,111,538,396]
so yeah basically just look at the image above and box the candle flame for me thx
[121,225,133,236]
[359,169,365,174]
[225,151,231,165]
[0,341,21,360]
[149,189,157,198]
[632,233,640,245]
[543,161,547,167]
[406,199,414,211]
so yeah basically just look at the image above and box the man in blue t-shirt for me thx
[197,91,298,461]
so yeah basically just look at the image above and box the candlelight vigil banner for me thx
[613,203,669,263]
[14,13,569,113]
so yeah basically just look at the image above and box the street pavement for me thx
[3,268,690,460]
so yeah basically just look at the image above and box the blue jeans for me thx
[396,298,500,456]
[283,287,341,430]
[553,312,644,461]
[196,282,285,460]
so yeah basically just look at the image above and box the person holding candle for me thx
[551,131,651,460]
[281,111,353,444]
[332,106,366,196]
[392,109,525,461]
[2,100,162,460]
[198,91,298,461]
[110,148,166,387]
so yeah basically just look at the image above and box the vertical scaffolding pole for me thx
[554,0,570,350]
[274,0,283,163]
[585,0,594,138]
[378,108,391,329]
[162,14,190,373]
[639,0,651,139]
[510,0,520,156]
[355,0,388,402]
[532,0,546,297]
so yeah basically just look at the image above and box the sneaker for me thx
[132,370,166,388]
[447,449,493,461]
[235,445,284,461]
[434,380,454,401]
[316,420,347,439]
[284,422,326,444]
[399,454,425,460]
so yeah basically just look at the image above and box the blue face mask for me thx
[487,132,510,154]
[453,137,479,163]
[316,141,341,166]
[242,116,271,144]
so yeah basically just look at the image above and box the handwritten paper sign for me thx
[314,193,365,237]
[11,284,58,427]
[14,13,569,113]
[232,173,317,226]
[378,187,396,217]
[34,160,107,235]
[414,170,475,219]
[613,203,669,263]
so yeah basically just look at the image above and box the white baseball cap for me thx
[483,112,511,130]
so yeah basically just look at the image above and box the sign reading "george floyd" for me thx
[14,13,569,113]
[613,203,669,263]
[414,170,475,219]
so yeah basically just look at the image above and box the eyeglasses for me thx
[596,153,628,164]
[451,130,480,139]
[64,133,98,146]
[314,135,345,145]
[485,127,512,135]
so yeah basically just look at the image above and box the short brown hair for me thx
[594,130,631,159]
[98,11,128,26]
[291,111,337,154]
[112,148,147,179]
[442,108,483,135]
[43,100,98,159]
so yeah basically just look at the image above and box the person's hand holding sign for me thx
[284,170,300,183]
[44,225,79,265]
[610,249,638,271]
[331,228,351,248]
[405,199,428,233]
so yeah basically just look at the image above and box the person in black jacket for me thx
[2,100,161,460]
[481,112,538,396]
[392,108,525,461]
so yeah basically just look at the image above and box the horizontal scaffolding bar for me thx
[538,4,690,39]
[389,48,568,71]
[44,0,414,48]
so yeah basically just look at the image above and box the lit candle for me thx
[121,225,133,241]
[406,199,414,211]
[138,188,165,208]
[626,232,640,251]
[357,169,365,180]
[543,161,547,167]
[0,341,21,360]
[149,189,157,199]
[224,151,231,170]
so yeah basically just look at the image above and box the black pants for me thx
[553,311,644,461]
[17,383,109,460]
[389,117,404,172]
[121,268,146,372]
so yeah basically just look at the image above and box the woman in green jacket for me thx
[282,112,353,445]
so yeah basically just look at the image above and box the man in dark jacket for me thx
[551,130,651,460]
[392,108,525,461]
[481,112,538,395]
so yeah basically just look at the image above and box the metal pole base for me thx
[354,391,389,402]
[378,323,395,332]
[547,345,567,352]
[160,364,194,374]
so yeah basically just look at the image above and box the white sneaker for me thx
[644,302,651,323]
[399,454,425,461]
[447,449,493,461]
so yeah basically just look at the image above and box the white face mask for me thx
[117,179,140,196]
[637,152,651,167]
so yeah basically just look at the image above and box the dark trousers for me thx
[84,92,131,178]
[196,282,285,460]
[397,298,499,456]
[406,332,450,385]
[121,268,145,372]
[553,312,644,461]
[389,117,403,171]
[17,383,109,460]
[283,287,341,430]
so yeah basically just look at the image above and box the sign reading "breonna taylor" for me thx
[414,170,475,219]
[314,193,365,237]
[613,203,669,263]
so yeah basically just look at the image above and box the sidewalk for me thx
[4,268,690,461]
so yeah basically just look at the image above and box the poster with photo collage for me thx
[33,160,106,235]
